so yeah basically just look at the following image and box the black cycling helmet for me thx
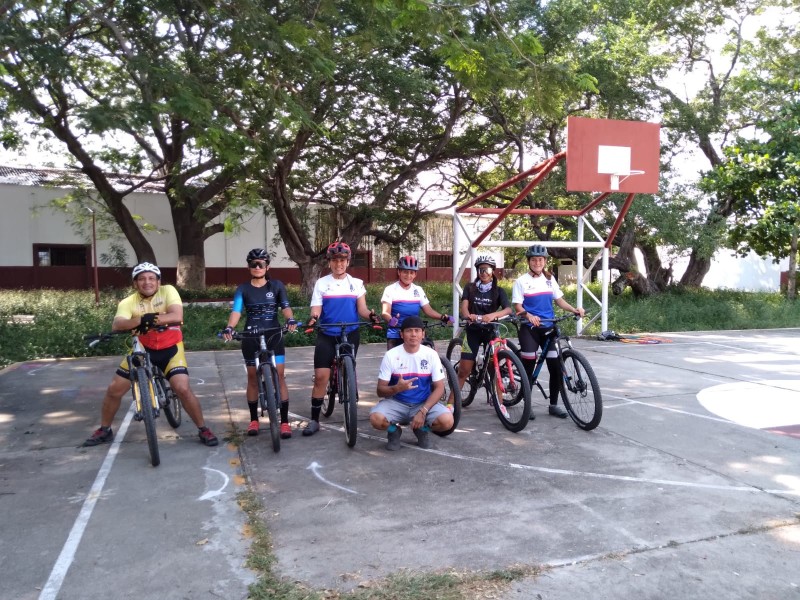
[525,244,548,258]
[397,255,419,271]
[131,262,161,280]
[474,255,496,269]
[326,241,351,259]
[246,248,270,263]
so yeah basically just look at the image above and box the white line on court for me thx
[603,393,733,423]
[289,412,800,498]
[39,403,134,600]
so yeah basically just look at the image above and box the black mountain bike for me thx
[446,316,532,432]
[310,321,379,448]
[518,314,603,430]
[84,330,182,467]
[226,324,297,452]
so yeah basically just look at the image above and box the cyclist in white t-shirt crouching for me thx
[370,316,454,450]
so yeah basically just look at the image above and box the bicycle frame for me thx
[126,335,159,418]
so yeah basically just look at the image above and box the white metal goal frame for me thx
[450,152,641,336]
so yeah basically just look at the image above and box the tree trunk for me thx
[172,204,207,290]
[788,227,798,301]
[679,250,711,287]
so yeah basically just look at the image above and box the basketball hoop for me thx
[610,170,645,191]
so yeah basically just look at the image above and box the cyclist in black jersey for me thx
[456,255,512,392]
[223,249,297,439]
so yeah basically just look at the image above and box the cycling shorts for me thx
[241,336,286,367]
[117,342,189,380]
[313,330,360,369]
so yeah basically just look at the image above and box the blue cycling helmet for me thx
[525,244,548,258]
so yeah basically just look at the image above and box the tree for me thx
[701,102,800,298]
[0,1,258,288]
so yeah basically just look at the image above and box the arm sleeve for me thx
[497,287,511,310]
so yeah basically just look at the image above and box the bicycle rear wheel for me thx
[322,363,337,417]
[446,337,479,407]
[260,365,281,452]
[559,349,603,431]
[490,349,531,432]
[155,368,182,429]
[434,357,461,437]
[134,367,160,467]
[341,356,358,447]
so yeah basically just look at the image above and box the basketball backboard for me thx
[566,116,660,194]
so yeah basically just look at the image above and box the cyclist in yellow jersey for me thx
[82,262,218,447]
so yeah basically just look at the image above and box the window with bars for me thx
[350,250,370,268]
[34,244,88,266]
[427,252,452,268]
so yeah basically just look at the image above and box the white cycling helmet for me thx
[131,262,161,280]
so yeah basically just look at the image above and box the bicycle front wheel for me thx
[560,349,603,431]
[134,367,160,467]
[434,357,461,437]
[260,365,281,452]
[155,368,182,429]
[490,349,531,432]
[341,356,358,448]
[446,337,478,407]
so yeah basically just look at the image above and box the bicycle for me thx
[445,316,532,432]
[225,324,298,453]
[84,330,183,467]
[516,314,603,431]
[308,321,380,448]
[418,319,461,437]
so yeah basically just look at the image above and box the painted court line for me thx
[39,404,134,600]
[289,412,800,498]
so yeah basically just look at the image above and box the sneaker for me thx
[414,426,432,450]
[549,404,568,418]
[198,427,219,446]
[386,425,402,451]
[247,420,259,436]
[82,426,113,447]
[280,422,292,439]
[302,420,320,437]
[529,411,536,421]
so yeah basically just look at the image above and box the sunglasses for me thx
[248,261,267,269]
[478,267,493,274]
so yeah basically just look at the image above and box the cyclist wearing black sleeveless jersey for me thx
[456,255,512,393]
[223,249,297,439]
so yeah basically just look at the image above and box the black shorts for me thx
[313,330,360,369]
[241,336,286,367]
[518,325,558,360]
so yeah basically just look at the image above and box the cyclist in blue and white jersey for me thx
[512,244,584,420]
[303,241,379,436]
[380,255,453,349]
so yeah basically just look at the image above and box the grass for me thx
[1,284,798,368]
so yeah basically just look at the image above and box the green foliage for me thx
[701,101,800,262]
[3,284,800,369]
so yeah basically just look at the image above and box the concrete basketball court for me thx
[1,328,799,599]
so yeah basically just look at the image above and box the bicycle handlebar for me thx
[304,320,383,335]
[219,322,303,340]
[84,327,171,348]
